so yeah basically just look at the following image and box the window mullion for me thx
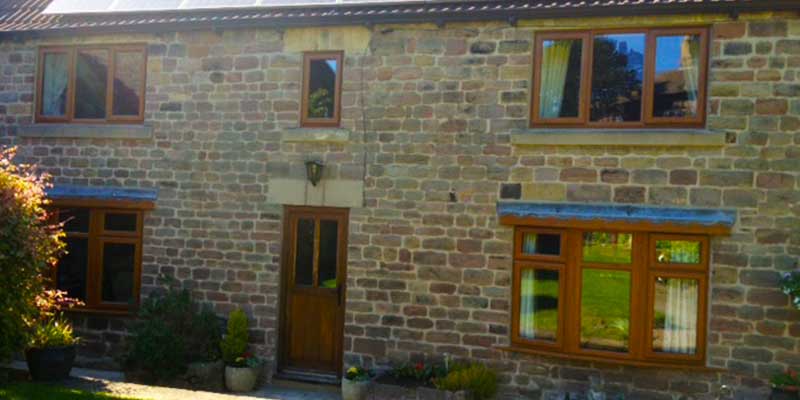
[86,209,102,308]
[580,32,593,125]
[630,232,648,359]
[564,229,582,354]
[105,47,115,122]
[67,48,76,121]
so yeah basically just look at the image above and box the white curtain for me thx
[680,36,701,116]
[519,269,536,339]
[663,278,698,354]
[42,54,69,116]
[539,40,573,118]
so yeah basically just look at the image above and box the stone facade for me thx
[0,12,799,400]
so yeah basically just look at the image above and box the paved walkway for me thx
[6,361,341,400]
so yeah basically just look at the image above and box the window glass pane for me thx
[519,269,559,342]
[294,218,315,286]
[656,240,701,264]
[653,34,701,118]
[318,220,338,288]
[75,49,108,119]
[104,212,138,232]
[539,39,582,119]
[59,208,90,233]
[653,277,698,355]
[112,51,144,116]
[591,33,645,122]
[101,243,136,303]
[57,237,88,301]
[583,232,633,264]
[41,52,69,117]
[580,269,631,352]
[307,58,337,119]
[521,232,561,257]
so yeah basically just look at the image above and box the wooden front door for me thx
[280,206,348,380]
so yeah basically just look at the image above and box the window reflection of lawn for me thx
[580,269,631,351]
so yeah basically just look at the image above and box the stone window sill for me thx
[511,129,727,147]
[18,124,152,140]
[281,128,350,144]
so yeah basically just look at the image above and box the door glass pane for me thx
[656,240,701,264]
[75,49,108,119]
[104,212,138,232]
[653,277,698,355]
[101,243,136,303]
[521,232,561,257]
[591,33,645,122]
[580,269,631,353]
[538,38,582,119]
[318,220,338,288]
[307,58,338,119]
[57,237,88,301]
[294,218,315,286]
[653,34,701,118]
[519,269,559,342]
[41,52,69,117]
[112,51,144,116]
[59,208,90,233]
[583,232,633,264]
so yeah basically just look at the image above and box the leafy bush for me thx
[771,369,800,389]
[221,309,249,365]
[391,361,447,384]
[28,290,83,349]
[434,363,497,400]
[125,279,222,382]
[0,147,65,361]
[780,271,800,310]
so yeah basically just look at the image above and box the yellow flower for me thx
[347,367,358,374]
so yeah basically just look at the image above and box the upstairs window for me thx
[530,28,708,128]
[301,51,343,127]
[37,45,147,123]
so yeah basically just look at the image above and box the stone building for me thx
[1,0,799,398]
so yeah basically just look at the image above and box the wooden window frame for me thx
[510,225,710,367]
[529,27,709,129]
[300,51,343,128]
[51,202,146,314]
[36,44,147,124]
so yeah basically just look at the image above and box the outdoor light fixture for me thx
[305,160,324,186]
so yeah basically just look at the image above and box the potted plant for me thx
[221,309,261,392]
[433,363,497,400]
[771,369,800,400]
[25,290,82,381]
[780,271,800,310]
[342,365,372,400]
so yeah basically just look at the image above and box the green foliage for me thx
[771,369,800,389]
[125,278,222,382]
[221,309,249,365]
[434,363,497,400]
[0,147,65,361]
[345,366,372,382]
[28,316,77,348]
[780,271,800,310]
[391,361,447,384]
[307,88,333,118]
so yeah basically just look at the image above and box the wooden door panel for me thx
[281,207,348,378]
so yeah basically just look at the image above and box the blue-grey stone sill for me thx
[18,124,152,139]
[511,128,726,147]
[281,128,351,143]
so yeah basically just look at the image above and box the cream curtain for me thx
[680,36,701,116]
[539,40,574,118]
[663,278,698,354]
[519,269,536,339]
[42,53,69,116]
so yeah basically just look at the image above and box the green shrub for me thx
[434,363,497,400]
[0,147,65,361]
[28,316,78,349]
[221,309,249,365]
[125,278,222,382]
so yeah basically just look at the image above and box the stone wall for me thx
[0,12,798,399]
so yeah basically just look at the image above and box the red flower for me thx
[415,362,424,371]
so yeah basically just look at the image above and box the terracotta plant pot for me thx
[771,387,800,400]
[342,378,370,400]
[25,345,76,381]
[225,365,259,393]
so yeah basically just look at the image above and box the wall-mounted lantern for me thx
[305,160,324,187]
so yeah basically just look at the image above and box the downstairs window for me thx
[53,206,144,313]
[512,226,709,366]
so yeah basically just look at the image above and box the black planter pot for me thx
[25,345,76,381]
[771,387,800,400]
